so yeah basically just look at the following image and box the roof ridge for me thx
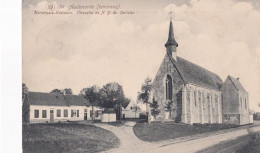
[29,91,84,97]
[228,75,239,91]
[227,75,246,92]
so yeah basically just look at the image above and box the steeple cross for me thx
[168,9,183,22]
[169,10,174,21]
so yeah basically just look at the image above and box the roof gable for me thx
[168,55,223,90]
[228,75,246,92]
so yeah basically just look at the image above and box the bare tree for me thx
[137,77,152,122]
[80,86,101,124]
[22,83,30,124]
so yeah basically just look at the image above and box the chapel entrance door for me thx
[50,110,54,122]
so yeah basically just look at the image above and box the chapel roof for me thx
[28,91,91,106]
[227,75,247,92]
[168,55,223,91]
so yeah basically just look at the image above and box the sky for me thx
[22,0,260,111]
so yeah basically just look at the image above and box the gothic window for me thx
[207,94,211,110]
[245,98,247,109]
[194,91,197,106]
[215,95,218,106]
[240,97,242,109]
[186,90,190,102]
[198,91,201,102]
[166,75,173,100]
[202,93,205,111]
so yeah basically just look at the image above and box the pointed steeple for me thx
[165,20,178,61]
[165,20,178,47]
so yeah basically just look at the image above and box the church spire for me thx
[165,20,178,47]
[165,20,178,61]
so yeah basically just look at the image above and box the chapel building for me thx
[151,20,250,125]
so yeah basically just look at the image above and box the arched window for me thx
[194,91,197,106]
[245,98,247,109]
[166,75,173,100]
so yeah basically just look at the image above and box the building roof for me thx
[102,108,116,114]
[65,94,91,106]
[28,92,90,106]
[228,75,247,92]
[165,20,178,47]
[168,55,223,91]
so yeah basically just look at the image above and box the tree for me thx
[22,83,28,103]
[137,77,152,121]
[50,89,63,94]
[99,82,129,108]
[165,100,175,119]
[99,82,130,122]
[63,88,73,95]
[22,83,30,123]
[80,86,101,123]
[150,97,160,119]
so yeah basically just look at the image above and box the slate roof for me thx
[64,94,91,106]
[228,75,247,92]
[28,92,90,106]
[168,55,223,91]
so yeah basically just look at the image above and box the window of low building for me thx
[95,111,98,117]
[90,110,93,117]
[64,109,68,117]
[34,110,39,118]
[77,110,79,117]
[71,110,73,117]
[42,110,47,118]
[71,109,77,117]
[57,109,61,117]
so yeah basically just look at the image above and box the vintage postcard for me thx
[22,0,260,152]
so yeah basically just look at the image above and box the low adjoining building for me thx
[221,76,250,125]
[101,108,116,122]
[122,100,141,119]
[27,92,102,123]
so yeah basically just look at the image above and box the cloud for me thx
[23,0,260,110]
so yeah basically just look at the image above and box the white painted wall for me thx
[101,114,116,122]
[122,110,140,118]
[30,105,102,123]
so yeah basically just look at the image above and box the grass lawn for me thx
[133,122,240,142]
[23,122,119,153]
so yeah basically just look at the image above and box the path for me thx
[93,122,156,153]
